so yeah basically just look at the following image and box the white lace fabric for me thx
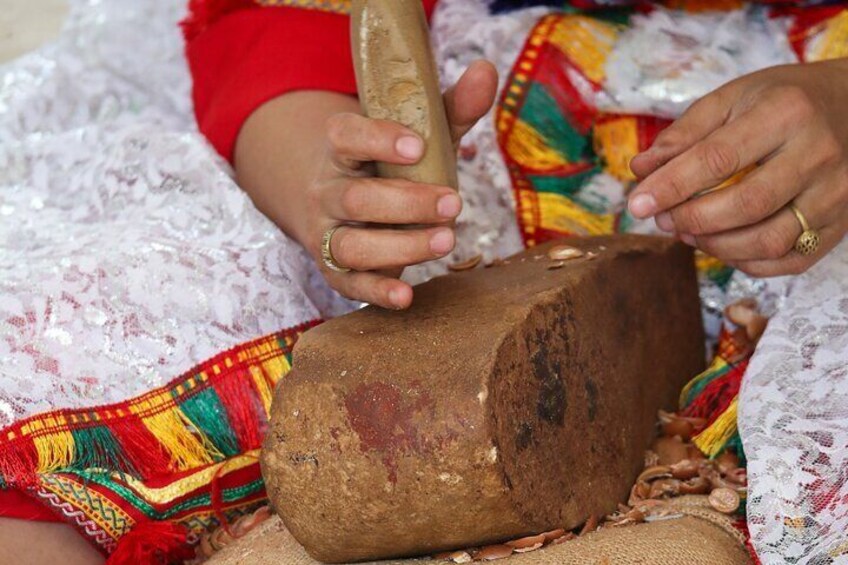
[1,0,847,563]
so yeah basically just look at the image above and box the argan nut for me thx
[716,451,740,475]
[475,544,514,560]
[652,436,689,466]
[637,465,673,483]
[547,245,584,261]
[662,418,694,440]
[709,487,741,514]
[448,254,482,271]
[669,459,700,480]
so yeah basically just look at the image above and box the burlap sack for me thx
[205,497,751,565]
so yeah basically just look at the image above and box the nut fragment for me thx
[579,514,599,535]
[716,451,740,475]
[434,550,473,563]
[638,465,672,483]
[474,544,514,561]
[541,528,565,542]
[547,245,584,261]
[678,476,711,495]
[448,255,482,271]
[551,532,576,545]
[547,261,565,270]
[669,459,700,480]
[506,534,545,550]
[709,487,741,514]
[662,418,694,440]
[648,478,681,499]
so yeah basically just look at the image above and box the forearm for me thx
[233,90,361,248]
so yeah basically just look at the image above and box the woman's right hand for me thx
[235,60,497,309]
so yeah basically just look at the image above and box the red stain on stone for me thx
[343,381,435,483]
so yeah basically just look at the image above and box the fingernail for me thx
[396,136,423,160]
[388,289,405,308]
[437,194,461,218]
[680,234,696,246]
[429,228,454,255]
[655,212,674,232]
[629,193,657,218]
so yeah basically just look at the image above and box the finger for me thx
[684,178,841,261]
[325,269,413,310]
[331,225,455,271]
[727,222,843,278]
[326,112,424,171]
[443,59,498,144]
[630,87,733,179]
[655,149,802,235]
[629,102,785,220]
[323,177,461,224]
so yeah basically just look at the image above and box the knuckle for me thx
[756,226,792,259]
[735,179,773,221]
[339,182,365,219]
[816,135,843,167]
[700,141,739,180]
[676,204,710,234]
[774,86,815,122]
[334,229,363,266]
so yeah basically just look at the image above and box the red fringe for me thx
[106,520,194,565]
[681,360,747,423]
[109,415,173,480]
[0,438,39,488]
[214,367,264,452]
[181,0,258,41]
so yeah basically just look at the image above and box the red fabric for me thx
[0,488,61,521]
[185,1,439,162]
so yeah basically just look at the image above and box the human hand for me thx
[628,59,848,277]
[302,60,498,309]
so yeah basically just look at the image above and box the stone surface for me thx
[261,235,706,563]
[351,0,458,189]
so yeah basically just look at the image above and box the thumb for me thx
[443,60,499,145]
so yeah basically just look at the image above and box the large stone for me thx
[261,235,705,563]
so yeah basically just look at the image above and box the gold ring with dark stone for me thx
[321,225,351,273]
[790,204,821,256]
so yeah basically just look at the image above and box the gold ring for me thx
[789,204,821,256]
[321,225,351,273]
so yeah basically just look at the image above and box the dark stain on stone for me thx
[584,377,598,422]
[515,422,533,452]
[532,345,566,426]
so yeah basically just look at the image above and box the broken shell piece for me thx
[547,261,565,270]
[474,544,514,561]
[579,514,599,536]
[678,476,711,495]
[541,528,565,542]
[506,534,545,550]
[662,418,694,440]
[547,245,584,261]
[669,459,700,480]
[649,478,681,499]
[448,255,483,272]
[715,451,740,475]
[551,532,576,545]
[586,251,597,260]
[628,481,651,506]
[434,550,473,563]
[638,465,672,483]
[485,258,505,268]
[709,487,741,514]
[724,467,748,486]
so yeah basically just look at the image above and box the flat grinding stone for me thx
[261,235,705,563]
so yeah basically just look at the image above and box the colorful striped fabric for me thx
[0,321,319,557]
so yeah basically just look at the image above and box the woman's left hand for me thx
[628,59,848,277]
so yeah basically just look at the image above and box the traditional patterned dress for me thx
[0,0,846,563]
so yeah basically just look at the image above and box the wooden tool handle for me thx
[351,0,458,190]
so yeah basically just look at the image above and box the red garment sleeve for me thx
[184,1,439,162]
